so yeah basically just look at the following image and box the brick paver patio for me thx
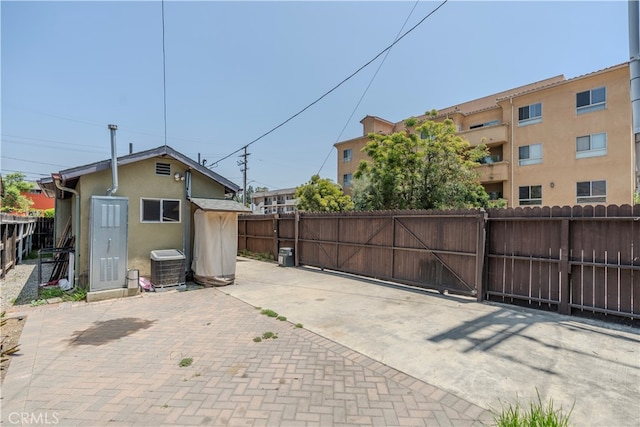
[2,287,492,426]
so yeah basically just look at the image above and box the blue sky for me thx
[1,1,630,191]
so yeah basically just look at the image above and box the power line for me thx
[210,0,449,169]
[1,156,69,168]
[316,0,421,176]
[161,0,168,147]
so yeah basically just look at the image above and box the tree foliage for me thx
[353,114,490,211]
[1,172,33,213]
[295,175,354,212]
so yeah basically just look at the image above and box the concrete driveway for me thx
[225,258,640,427]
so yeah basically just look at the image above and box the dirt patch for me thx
[1,315,26,383]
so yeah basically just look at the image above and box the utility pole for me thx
[238,146,251,206]
[629,0,640,196]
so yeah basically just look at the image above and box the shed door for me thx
[90,196,128,291]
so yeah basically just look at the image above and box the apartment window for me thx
[576,133,607,158]
[343,173,353,187]
[576,87,606,114]
[518,143,542,166]
[141,198,181,223]
[576,180,606,204]
[519,185,542,206]
[518,103,542,126]
[343,149,353,162]
[155,162,171,176]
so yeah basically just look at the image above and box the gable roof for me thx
[39,145,240,195]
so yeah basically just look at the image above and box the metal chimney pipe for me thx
[107,124,119,196]
[629,0,640,192]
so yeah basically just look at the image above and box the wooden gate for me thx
[297,211,486,296]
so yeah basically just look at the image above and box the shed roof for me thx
[190,198,251,213]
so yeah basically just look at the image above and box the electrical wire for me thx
[1,156,69,168]
[161,0,168,147]
[209,0,448,169]
[316,0,421,176]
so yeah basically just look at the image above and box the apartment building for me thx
[335,63,637,208]
[251,188,297,214]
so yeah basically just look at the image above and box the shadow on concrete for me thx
[428,307,640,372]
[68,318,157,346]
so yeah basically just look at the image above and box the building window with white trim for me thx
[141,198,181,223]
[576,133,607,159]
[518,143,542,166]
[518,103,542,126]
[343,149,352,162]
[576,87,606,114]
[576,180,606,204]
[342,173,353,187]
[519,185,542,206]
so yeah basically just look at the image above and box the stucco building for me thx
[38,145,248,296]
[251,188,297,214]
[335,63,637,207]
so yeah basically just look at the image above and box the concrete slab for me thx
[224,258,640,427]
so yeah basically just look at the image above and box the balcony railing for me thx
[477,161,509,183]
[459,123,508,147]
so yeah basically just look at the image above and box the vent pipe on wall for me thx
[629,0,640,193]
[107,124,119,196]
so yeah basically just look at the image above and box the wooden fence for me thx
[238,204,640,321]
[1,214,38,278]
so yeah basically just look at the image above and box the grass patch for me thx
[493,390,573,427]
[261,309,278,318]
[178,357,193,367]
[39,286,87,302]
[295,323,303,328]
[253,337,262,342]
[276,316,287,321]
[238,249,274,262]
[262,332,278,340]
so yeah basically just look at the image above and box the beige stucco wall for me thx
[71,157,226,286]
[508,65,633,207]
[336,63,634,208]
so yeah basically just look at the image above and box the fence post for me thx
[273,214,279,260]
[476,211,488,302]
[294,211,299,266]
[559,219,571,315]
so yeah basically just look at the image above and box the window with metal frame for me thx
[518,103,542,126]
[576,180,606,204]
[519,185,542,206]
[518,143,543,166]
[342,173,353,187]
[576,87,606,114]
[576,133,607,158]
[343,149,352,162]
[140,198,181,223]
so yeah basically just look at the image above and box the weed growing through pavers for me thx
[276,316,287,321]
[261,309,278,318]
[295,323,303,328]
[178,357,193,367]
[493,389,573,427]
[253,332,279,342]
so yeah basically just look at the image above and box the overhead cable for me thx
[209,0,449,168]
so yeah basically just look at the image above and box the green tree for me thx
[1,172,33,213]
[295,175,354,212]
[353,113,490,210]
